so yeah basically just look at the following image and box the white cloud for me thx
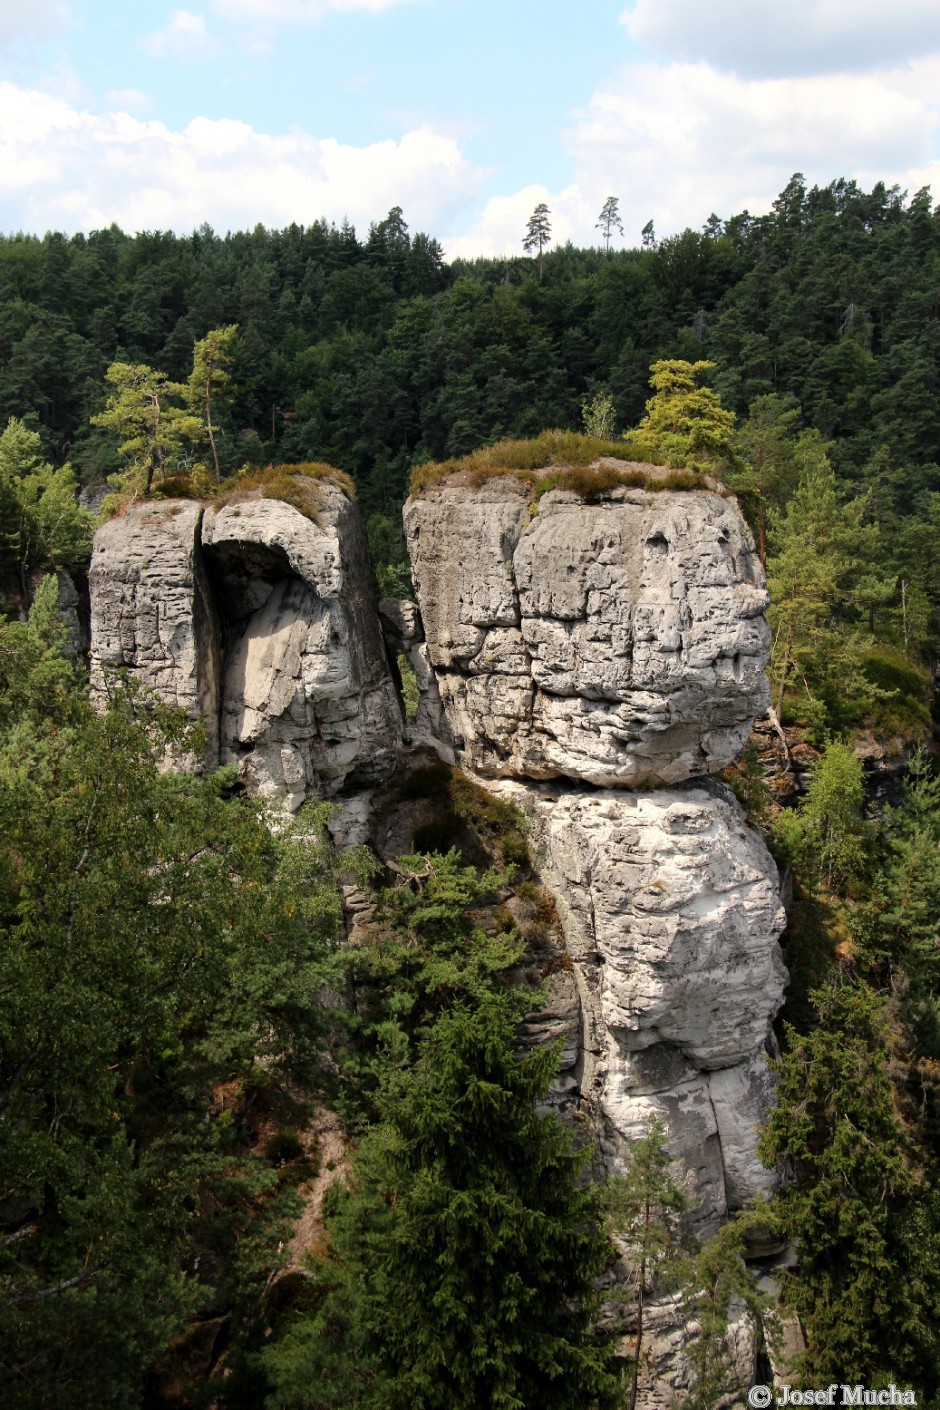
[0,81,480,237]
[0,0,67,49]
[621,0,940,77]
[571,59,939,237]
[446,184,593,262]
[212,0,419,23]
[104,88,155,116]
[448,55,940,257]
[141,9,212,59]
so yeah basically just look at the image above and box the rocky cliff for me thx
[89,479,401,805]
[88,461,789,1404]
[403,472,787,1237]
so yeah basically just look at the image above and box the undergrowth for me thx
[401,762,530,869]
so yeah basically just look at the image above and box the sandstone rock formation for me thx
[404,479,770,788]
[202,491,401,806]
[89,482,401,803]
[88,458,788,1403]
[404,469,787,1244]
[89,500,221,762]
[495,777,786,1234]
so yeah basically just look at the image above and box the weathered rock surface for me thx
[89,486,402,802]
[626,1291,757,1410]
[203,493,401,806]
[404,481,770,787]
[485,776,786,1232]
[89,500,221,762]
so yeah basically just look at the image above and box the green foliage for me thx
[91,361,202,497]
[264,999,622,1410]
[766,439,896,732]
[187,323,238,481]
[367,511,411,598]
[602,1117,692,1409]
[581,389,616,439]
[759,981,940,1387]
[596,197,624,254]
[0,632,347,1406]
[628,359,737,472]
[335,848,526,1122]
[728,393,802,562]
[397,762,529,869]
[682,1212,771,1410]
[523,203,552,280]
[771,740,867,890]
[0,418,91,588]
[0,575,85,728]
[850,751,940,1149]
[397,651,419,721]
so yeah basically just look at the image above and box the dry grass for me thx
[215,461,356,518]
[409,429,707,500]
[121,460,356,523]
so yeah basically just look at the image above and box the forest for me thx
[0,174,939,1407]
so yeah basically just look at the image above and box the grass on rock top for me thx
[151,460,357,520]
[408,429,707,499]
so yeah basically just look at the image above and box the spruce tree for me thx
[265,998,622,1410]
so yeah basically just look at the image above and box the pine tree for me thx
[523,203,552,281]
[186,324,238,482]
[91,361,202,495]
[758,981,940,1386]
[596,197,623,255]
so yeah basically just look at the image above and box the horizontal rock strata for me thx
[404,480,770,788]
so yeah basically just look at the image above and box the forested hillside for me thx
[1,175,940,1406]
[1,177,937,508]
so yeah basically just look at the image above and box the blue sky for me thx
[1,0,939,253]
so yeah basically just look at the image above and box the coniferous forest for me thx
[1,175,939,1407]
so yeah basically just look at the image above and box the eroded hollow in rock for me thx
[202,536,353,809]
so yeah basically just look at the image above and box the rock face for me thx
[405,473,787,1244]
[404,480,770,788]
[202,492,401,806]
[89,484,401,803]
[497,777,786,1233]
[89,500,222,762]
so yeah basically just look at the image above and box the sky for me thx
[1,0,938,256]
